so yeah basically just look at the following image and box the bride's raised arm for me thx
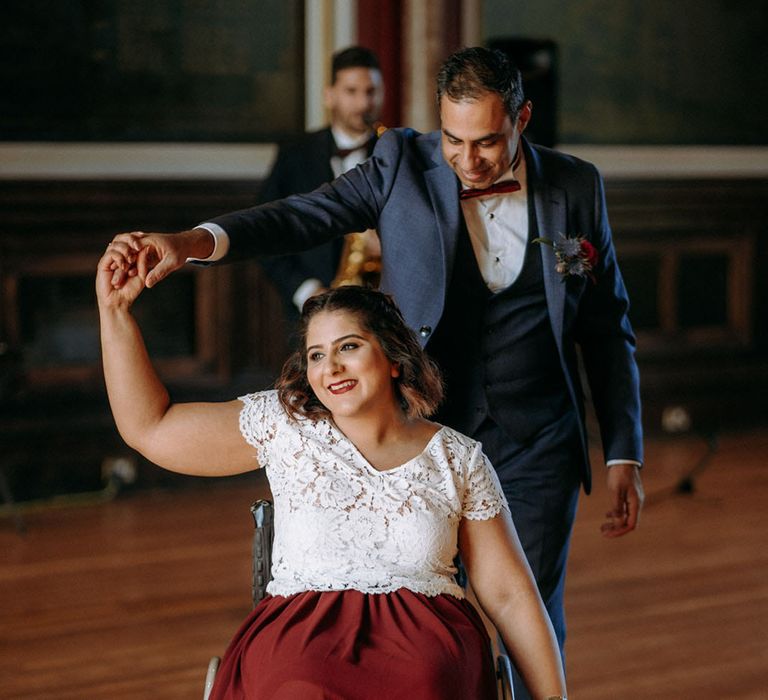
[97,245,258,476]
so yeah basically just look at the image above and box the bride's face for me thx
[305,310,400,418]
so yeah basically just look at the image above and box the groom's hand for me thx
[109,228,215,288]
[601,463,644,538]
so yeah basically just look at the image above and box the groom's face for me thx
[440,92,530,190]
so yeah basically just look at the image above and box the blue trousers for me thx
[473,417,581,700]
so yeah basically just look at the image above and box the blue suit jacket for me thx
[213,128,643,490]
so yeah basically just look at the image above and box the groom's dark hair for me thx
[436,46,525,120]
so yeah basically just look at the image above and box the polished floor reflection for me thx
[2,431,766,699]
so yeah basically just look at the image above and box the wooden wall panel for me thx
[1,176,767,502]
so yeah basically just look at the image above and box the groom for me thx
[110,47,644,698]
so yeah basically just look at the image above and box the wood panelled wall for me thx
[606,178,768,434]
[0,180,285,502]
[1,177,766,501]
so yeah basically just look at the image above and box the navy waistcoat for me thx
[428,216,578,453]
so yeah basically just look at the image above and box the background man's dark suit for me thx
[211,129,643,682]
[257,128,376,319]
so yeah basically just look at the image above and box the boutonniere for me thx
[532,234,598,283]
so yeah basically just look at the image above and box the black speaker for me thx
[487,37,558,147]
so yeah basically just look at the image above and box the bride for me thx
[97,244,567,700]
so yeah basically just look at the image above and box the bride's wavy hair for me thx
[276,286,443,420]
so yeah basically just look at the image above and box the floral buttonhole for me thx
[533,233,598,283]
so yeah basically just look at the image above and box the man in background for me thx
[258,46,384,322]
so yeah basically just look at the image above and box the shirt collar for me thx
[331,126,373,151]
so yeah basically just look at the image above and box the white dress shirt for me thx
[460,153,528,293]
[329,126,371,177]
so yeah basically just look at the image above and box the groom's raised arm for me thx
[109,129,405,289]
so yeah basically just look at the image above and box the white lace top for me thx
[238,391,508,599]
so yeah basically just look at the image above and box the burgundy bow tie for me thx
[334,137,374,159]
[459,179,521,200]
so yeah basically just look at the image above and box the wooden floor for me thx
[2,429,767,699]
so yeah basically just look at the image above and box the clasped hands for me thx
[101,228,214,291]
[97,230,188,310]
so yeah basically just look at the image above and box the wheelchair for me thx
[204,500,515,700]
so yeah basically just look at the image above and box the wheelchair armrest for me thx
[203,656,221,700]
[250,499,275,606]
[496,649,514,699]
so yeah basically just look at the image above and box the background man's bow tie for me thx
[334,137,374,159]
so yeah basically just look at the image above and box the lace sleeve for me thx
[238,390,283,466]
[462,442,509,520]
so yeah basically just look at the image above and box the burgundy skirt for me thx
[209,589,497,700]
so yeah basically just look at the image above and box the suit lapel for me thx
[526,140,567,352]
[365,133,377,157]
[317,128,337,181]
[424,137,462,290]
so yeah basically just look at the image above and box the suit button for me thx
[419,326,432,338]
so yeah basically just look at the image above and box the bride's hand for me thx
[96,243,148,310]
